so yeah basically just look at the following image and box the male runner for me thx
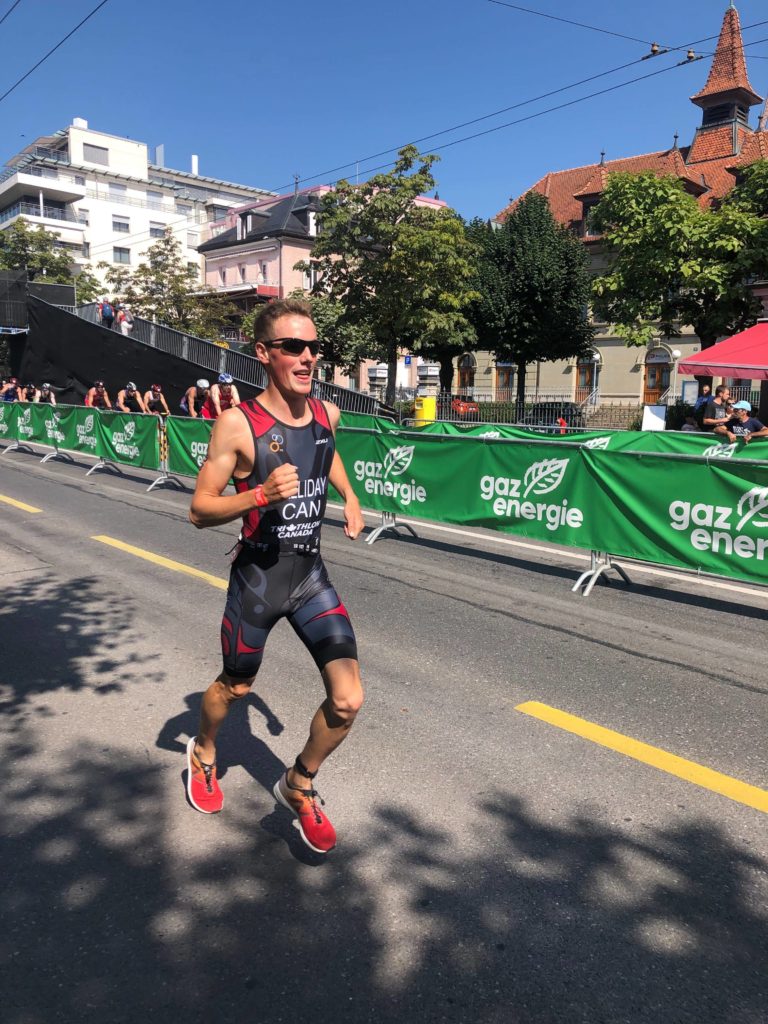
[187,298,364,853]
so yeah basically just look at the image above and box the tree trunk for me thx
[385,340,398,408]
[515,359,527,417]
[437,350,455,392]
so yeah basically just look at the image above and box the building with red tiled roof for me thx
[477,5,768,419]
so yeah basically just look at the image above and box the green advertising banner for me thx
[333,427,768,587]
[97,411,160,470]
[54,406,102,457]
[165,416,213,477]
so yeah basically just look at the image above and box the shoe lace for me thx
[201,762,214,794]
[306,787,325,826]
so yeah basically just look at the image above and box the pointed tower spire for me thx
[690,5,761,110]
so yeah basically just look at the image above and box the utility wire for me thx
[266,17,768,195]
[0,0,111,105]
[486,1,654,46]
[0,0,24,28]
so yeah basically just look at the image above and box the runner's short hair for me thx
[252,298,313,345]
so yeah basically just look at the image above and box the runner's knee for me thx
[328,686,364,723]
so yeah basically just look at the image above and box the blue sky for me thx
[2,1,767,219]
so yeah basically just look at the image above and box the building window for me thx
[496,365,514,397]
[149,221,165,238]
[113,247,130,264]
[583,202,600,237]
[176,203,192,216]
[147,190,164,209]
[187,232,198,248]
[78,209,89,226]
[74,175,86,186]
[113,216,130,233]
[187,262,199,277]
[219,267,227,286]
[239,264,246,283]
[458,354,476,391]
[83,143,109,165]
[213,207,228,222]
[82,242,90,258]
[109,182,127,202]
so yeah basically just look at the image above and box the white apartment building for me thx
[0,117,273,288]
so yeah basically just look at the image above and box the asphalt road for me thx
[1,444,766,1024]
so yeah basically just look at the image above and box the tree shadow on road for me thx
[2,734,765,1024]
[0,575,149,715]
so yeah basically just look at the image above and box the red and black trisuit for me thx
[221,397,357,679]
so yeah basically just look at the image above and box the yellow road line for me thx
[0,493,42,513]
[516,700,768,814]
[92,535,227,590]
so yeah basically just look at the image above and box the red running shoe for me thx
[186,737,223,814]
[273,773,336,853]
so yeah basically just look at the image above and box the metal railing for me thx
[0,201,85,225]
[72,303,383,416]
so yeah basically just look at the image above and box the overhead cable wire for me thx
[265,16,768,195]
[486,1,655,46]
[0,0,111,105]
[0,0,24,28]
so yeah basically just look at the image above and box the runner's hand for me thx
[262,463,299,503]
[344,498,365,540]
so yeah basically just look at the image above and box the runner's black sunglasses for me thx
[267,338,323,356]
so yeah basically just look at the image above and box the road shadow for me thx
[0,575,149,715]
[2,732,765,1024]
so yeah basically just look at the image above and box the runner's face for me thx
[262,314,318,396]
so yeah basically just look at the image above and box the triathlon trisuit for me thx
[121,393,142,413]
[220,396,357,679]
[182,389,206,415]
[89,392,108,409]
[201,387,234,419]
[2,386,19,402]
[39,392,54,405]
[146,396,164,413]
[22,389,36,402]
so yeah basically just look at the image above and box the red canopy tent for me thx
[678,320,768,379]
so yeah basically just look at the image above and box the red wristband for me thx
[252,485,268,508]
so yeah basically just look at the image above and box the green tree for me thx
[0,219,76,281]
[98,230,237,340]
[300,146,479,405]
[591,171,766,349]
[73,268,101,304]
[468,193,594,405]
[723,158,768,216]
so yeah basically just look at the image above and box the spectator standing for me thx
[98,298,115,330]
[116,382,146,413]
[19,383,39,403]
[181,379,210,417]
[85,381,112,409]
[202,373,240,419]
[715,401,768,444]
[679,414,699,432]
[118,305,135,336]
[700,385,730,430]
[693,385,711,412]
[37,383,56,405]
[144,383,170,417]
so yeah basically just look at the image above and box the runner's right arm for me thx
[189,409,299,528]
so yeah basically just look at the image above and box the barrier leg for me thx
[572,551,632,597]
[85,458,123,478]
[147,471,186,493]
[146,418,186,492]
[366,510,419,545]
[40,446,74,465]
[2,439,35,456]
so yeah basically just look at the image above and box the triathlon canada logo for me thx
[352,444,427,507]
[669,486,768,561]
[190,440,208,468]
[76,413,98,449]
[480,457,584,531]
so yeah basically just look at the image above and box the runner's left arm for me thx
[324,401,364,540]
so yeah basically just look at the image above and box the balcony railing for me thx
[0,201,85,225]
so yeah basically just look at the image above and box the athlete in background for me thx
[202,373,240,419]
[85,381,112,409]
[187,298,364,853]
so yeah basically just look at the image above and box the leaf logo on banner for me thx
[124,421,136,440]
[703,442,737,459]
[523,458,568,498]
[583,436,611,450]
[84,414,94,434]
[20,408,30,425]
[383,445,414,478]
[736,487,768,531]
[479,430,501,439]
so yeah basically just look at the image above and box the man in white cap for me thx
[181,379,210,417]
[715,400,768,444]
